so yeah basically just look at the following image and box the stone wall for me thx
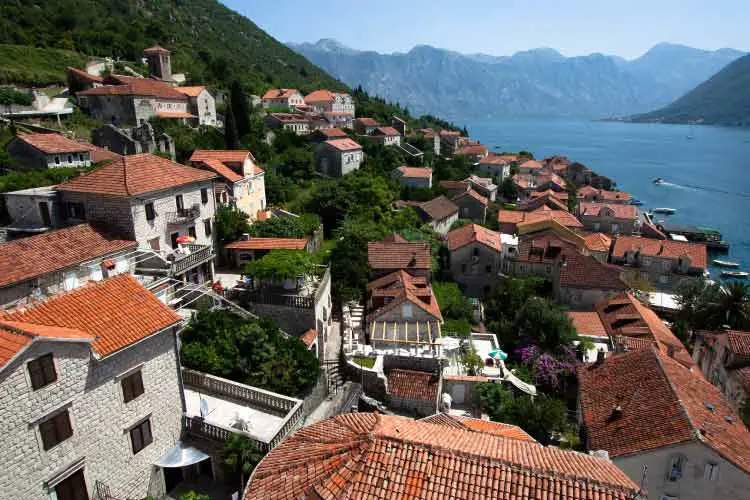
[58,191,135,239]
[442,375,488,411]
[383,355,442,374]
[247,302,316,338]
[450,242,502,298]
[0,327,183,500]
[344,360,387,401]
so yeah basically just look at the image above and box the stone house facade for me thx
[578,202,639,235]
[693,330,750,413]
[0,275,184,500]
[263,113,311,135]
[391,166,432,189]
[189,150,266,222]
[451,190,488,224]
[261,89,305,110]
[91,123,175,159]
[353,118,379,135]
[371,127,401,147]
[8,133,93,170]
[315,138,363,177]
[0,223,137,308]
[304,90,355,115]
[477,155,514,181]
[56,154,217,284]
[447,224,504,298]
[416,196,459,236]
[3,186,60,233]
[175,86,217,126]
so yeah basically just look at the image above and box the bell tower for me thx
[143,45,172,81]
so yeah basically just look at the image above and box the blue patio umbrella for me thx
[489,350,508,361]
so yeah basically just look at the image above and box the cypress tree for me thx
[224,104,238,149]
[230,80,251,137]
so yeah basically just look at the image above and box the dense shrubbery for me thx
[180,310,320,397]
[248,213,320,239]
[0,44,86,85]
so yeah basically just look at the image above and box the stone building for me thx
[464,175,498,202]
[477,154,515,181]
[55,154,217,284]
[315,138,363,177]
[189,150,266,221]
[610,235,708,291]
[693,329,750,414]
[578,202,639,235]
[370,126,401,146]
[303,90,355,115]
[261,88,305,110]
[91,123,175,159]
[0,223,137,308]
[144,45,173,81]
[174,86,216,126]
[0,274,185,500]
[386,369,440,417]
[579,347,750,500]
[353,117,379,135]
[3,185,60,234]
[367,238,432,279]
[451,189,488,224]
[415,196,459,235]
[77,75,193,126]
[446,223,505,297]
[7,133,93,170]
[391,166,432,189]
[263,113,311,135]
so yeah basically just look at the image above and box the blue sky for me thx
[222,0,748,59]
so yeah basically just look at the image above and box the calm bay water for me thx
[468,119,750,278]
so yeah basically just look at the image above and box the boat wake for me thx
[657,180,750,199]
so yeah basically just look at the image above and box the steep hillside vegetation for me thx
[0,44,86,85]
[630,54,750,127]
[290,40,744,120]
[0,0,345,93]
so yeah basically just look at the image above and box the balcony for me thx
[225,265,330,310]
[166,204,200,226]
[171,244,215,275]
[182,368,303,452]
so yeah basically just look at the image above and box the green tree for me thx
[0,87,32,114]
[224,104,238,149]
[716,281,750,329]
[214,205,250,243]
[223,434,263,492]
[179,492,211,500]
[566,181,579,213]
[433,281,474,322]
[248,214,320,238]
[500,176,518,201]
[230,80,251,137]
[329,216,388,301]
[512,297,578,353]
[243,250,316,281]
[476,383,569,444]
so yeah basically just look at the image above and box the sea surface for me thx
[468,119,750,279]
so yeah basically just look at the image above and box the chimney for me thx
[594,349,606,366]
[241,233,251,241]
[609,405,623,421]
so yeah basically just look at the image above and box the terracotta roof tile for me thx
[3,274,181,358]
[197,160,243,183]
[368,241,431,271]
[174,86,206,97]
[582,232,613,253]
[17,133,91,154]
[155,111,196,119]
[189,149,254,163]
[519,159,544,170]
[0,224,137,288]
[143,45,170,54]
[387,369,438,401]
[453,416,537,442]
[579,202,638,220]
[0,328,32,368]
[727,330,750,356]
[56,153,215,197]
[315,128,347,139]
[67,67,103,83]
[452,188,488,206]
[85,143,122,163]
[79,75,187,99]
[262,88,300,100]
[395,166,432,178]
[568,311,608,338]
[225,238,308,251]
[447,223,501,252]
[304,89,338,103]
[560,252,628,290]
[479,154,516,165]
[367,271,442,321]
[612,235,707,270]
[455,144,488,156]
[244,412,643,499]
[499,208,583,231]
[355,117,379,126]
[323,138,362,152]
[580,348,750,472]
[373,126,400,136]
[418,195,458,221]
[595,293,695,368]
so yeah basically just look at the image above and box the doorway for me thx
[55,469,88,500]
[39,202,52,226]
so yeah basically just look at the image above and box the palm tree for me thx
[223,434,263,492]
[715,281,750,329]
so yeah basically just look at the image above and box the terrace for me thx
[182,368,303,452]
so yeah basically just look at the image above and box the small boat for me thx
[630,198,644,206]
[714,259,740,268]
[652,207,677,215]
[653,177,665,185]
[721,271,749,279]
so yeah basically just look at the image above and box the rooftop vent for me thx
[725,415,735,423]
[704,402,715,412]
[607,405,623,422]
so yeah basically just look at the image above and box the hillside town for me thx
[1,41,750,500]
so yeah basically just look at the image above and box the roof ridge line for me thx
[651,348,703,442]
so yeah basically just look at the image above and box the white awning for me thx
[154,441,210,468]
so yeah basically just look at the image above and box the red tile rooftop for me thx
[225,238,308,251]
[568,311,608,338]
[155,111,196,119]
[262,88,299,100]
[1,274,181,359]
[396,166,432,178]
[387,369,438,401]
[78,75,187,99]
[367,241,431,270]
[174,86,206,97]
[612,235,707,269]
[17,132,92,154]
[579,202,638,220]
[374,126,400,136]
[323,138,362,151]
[244,412,643,499]
[56,153,215,197]
[579,347,750,473]
[0,224,137,288]
[447,223,501,252]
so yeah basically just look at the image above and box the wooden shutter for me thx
[41,356,56,384]
[40,418,58,450]
[142,419,153,447]
[55,411,73,442]
[122,377,133,403]
[28,359,45,390]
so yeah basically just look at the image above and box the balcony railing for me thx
[171,244,215,275]
[166,204,201,226]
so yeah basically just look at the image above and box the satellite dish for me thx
[199,398,209,419]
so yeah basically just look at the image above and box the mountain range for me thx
[289,39,744,120]
[629,53,750,126]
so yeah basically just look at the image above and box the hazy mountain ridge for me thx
[289,40,744,120]
[630,53,750,126]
